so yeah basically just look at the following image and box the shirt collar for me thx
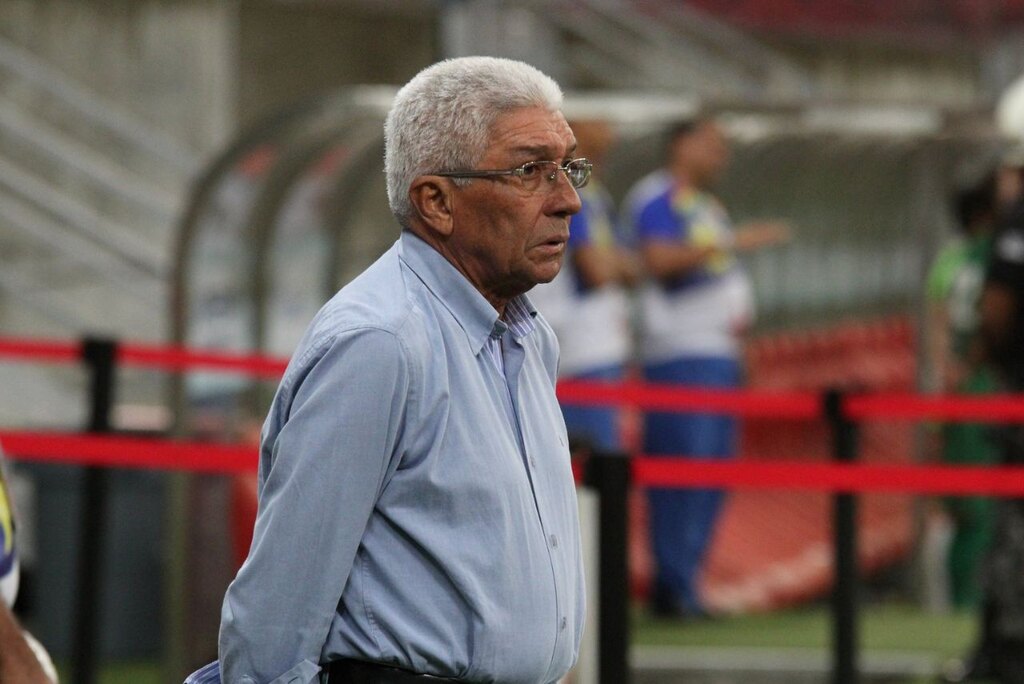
[398,231,537,355]
[502,294,537,340]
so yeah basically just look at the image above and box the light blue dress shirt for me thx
[215,230,585,684]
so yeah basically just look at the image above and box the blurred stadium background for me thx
[2,1,1024,682]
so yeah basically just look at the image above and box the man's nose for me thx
[548,172,582,216]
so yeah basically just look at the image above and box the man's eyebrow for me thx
[510,142,579,161]
[510,144,556,159]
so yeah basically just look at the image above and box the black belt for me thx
[326,659,463,683]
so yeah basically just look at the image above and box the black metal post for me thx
[584,452,631,684]
[825,389,860,684]
[73,338,117,684]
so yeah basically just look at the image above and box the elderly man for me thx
[203,57,587,684]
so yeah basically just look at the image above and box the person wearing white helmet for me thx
[0,446,57,683]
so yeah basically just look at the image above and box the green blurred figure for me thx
[925,171,1000,609]
[943,147,1024,684]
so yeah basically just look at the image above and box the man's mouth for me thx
[539,233,568,248]
[533,237,567,256]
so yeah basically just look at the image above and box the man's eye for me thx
[520,164,543,177]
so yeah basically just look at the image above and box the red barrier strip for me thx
[847,393,1024,422]
[0,337,289,378]
[4,429,1024,496]
[557,380,821,419]
[4,337,1024,423]
[117,344,288,378]
[559,381,1024,424]
[632,456,1024,496]
[0,338,79,364]
[0,431,257,475]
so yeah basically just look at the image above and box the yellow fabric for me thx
[0,473,12,557]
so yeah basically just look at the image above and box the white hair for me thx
[384,56,564,227]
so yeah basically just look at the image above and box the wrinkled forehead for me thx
[483,106,577,163]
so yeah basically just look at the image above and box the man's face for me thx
[673,121,730,190]
[447,106,581,303]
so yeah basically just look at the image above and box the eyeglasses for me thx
[434,158,592,192]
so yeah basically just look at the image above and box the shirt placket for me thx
[497,330,567,677]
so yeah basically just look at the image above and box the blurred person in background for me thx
[192,56,586,684]
[946,145,1024,683]
[925,171,1000,610]
[529,118,637,453]
[625,117,790,619]
[0,445,56,683]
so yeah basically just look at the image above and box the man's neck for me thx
[406,227,510,318]
[673,166,715,193]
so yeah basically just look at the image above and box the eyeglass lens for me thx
[565,160,590,189]
[521,160,590,190]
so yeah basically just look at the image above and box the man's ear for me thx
[409,176,454,237]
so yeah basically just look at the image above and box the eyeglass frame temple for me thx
[435,159,592,183]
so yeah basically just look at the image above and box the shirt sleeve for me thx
[219,327,410,684]
[634,193,683,242]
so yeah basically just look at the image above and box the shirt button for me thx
[560,616,568,630]
[549,534,558,549]
[530,457,537,468]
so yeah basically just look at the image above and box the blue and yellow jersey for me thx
[0,456,17,607]
[625,170,754,363]
[567,182,617,293]
[634,182,737,291]
[569,183,616,250]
